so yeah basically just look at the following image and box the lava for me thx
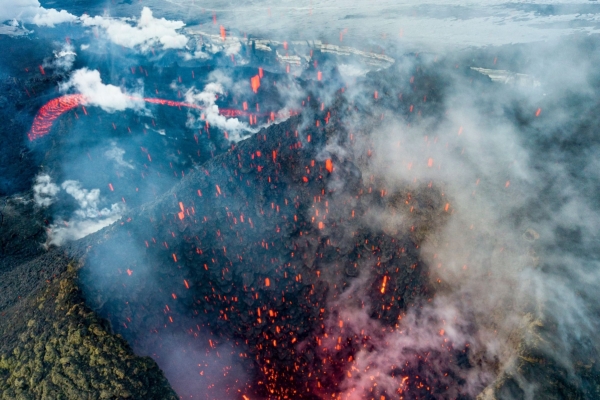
[28,94,84,141]
[250,75,260,93]
[27,94,293,141]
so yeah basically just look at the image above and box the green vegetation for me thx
[0,262,177,400]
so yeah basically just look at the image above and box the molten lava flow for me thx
[28,94,85,141]
[28,94,297,141]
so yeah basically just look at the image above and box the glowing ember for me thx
[178,202,185,220]
[250,75,261,93]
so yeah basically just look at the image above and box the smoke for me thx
[81,7,188,52]
[0,0,76,27]
[46,180,124,246]
[42,43,76,72]
[33,174,59,207]
[131,318,251,399]
[181,49,211,61]
[47,216,121,246]
[105,143,134,170]
[167,1,600,51]
[59,68,144,113]
[30,7,76,28]
[184,70,253,142]
[223,41,242,56]
[60,180,120,218]
[315,41,600,398]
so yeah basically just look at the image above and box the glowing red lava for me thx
[27,94,285,141]
[28,94,84,141]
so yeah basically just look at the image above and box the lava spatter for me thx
[69,101,457,399]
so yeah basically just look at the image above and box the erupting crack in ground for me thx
[28,94,297,141]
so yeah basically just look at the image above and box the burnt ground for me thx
[64,109,458,399]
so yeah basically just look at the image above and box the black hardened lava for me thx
[71,108,463,399]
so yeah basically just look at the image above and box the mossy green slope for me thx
[0,261,178,400]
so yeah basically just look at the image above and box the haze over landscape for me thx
[1,1,600,399]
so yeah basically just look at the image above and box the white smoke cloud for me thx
[181,50,210,61]
[338,64,369,80]
[184,71,251,142]
[33,174,59,207]
[0,0,76,27]
[61,180,123,219]
[31,174,123,246]
[81,7,188,51]
[53,44,76,70]
[42,43,76,72]
[45,180,124,246]
[224,40,241,56]
[47,216,121,246]
[105,143,134,170]
[59,68,143,113]
[31,7,76,27]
